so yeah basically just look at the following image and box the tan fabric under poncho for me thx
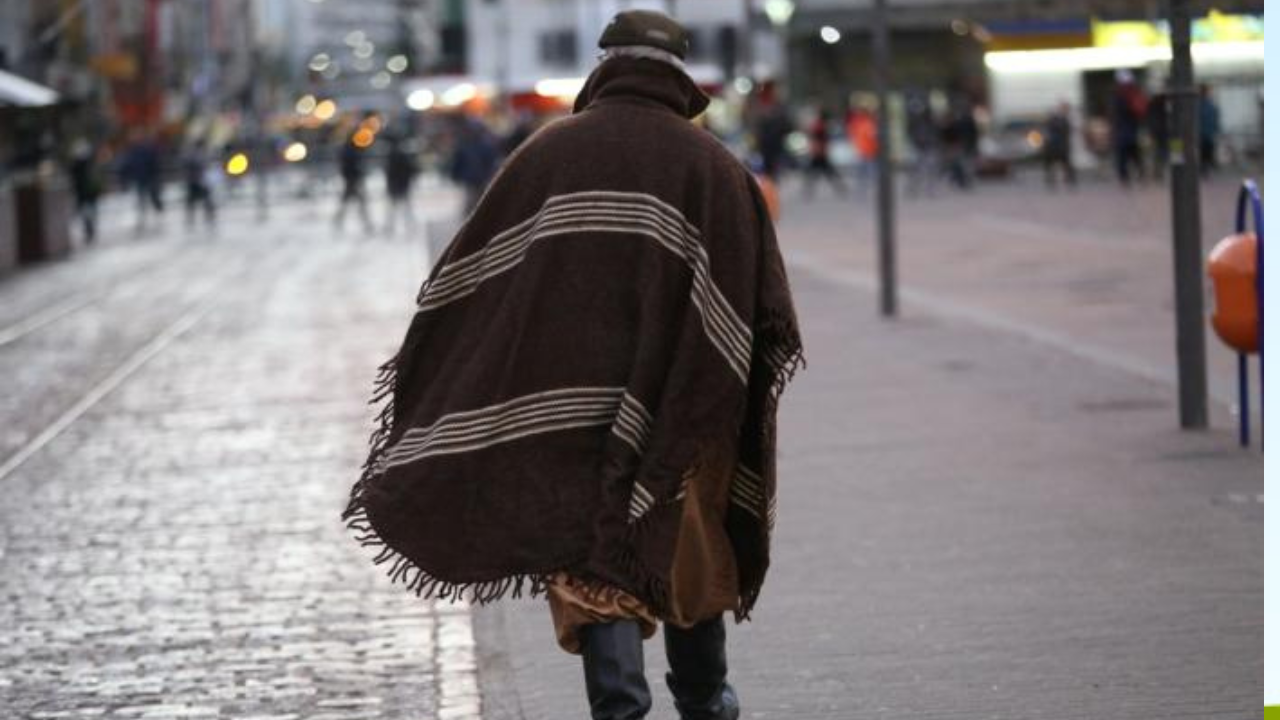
[549,445,739,654]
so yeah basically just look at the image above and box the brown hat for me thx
[598,10,691,60]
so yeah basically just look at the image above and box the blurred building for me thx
[462,0,779,99]
[981,10,1262,145]
[0,0,280,136]
[774,0,1262,166]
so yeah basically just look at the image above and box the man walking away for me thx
[342,10,803,720]
[1042,102,1076,189]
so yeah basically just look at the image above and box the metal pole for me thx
[872,0,897,317]
[1239,353,1250,446]
[1248,180,1263,429]
[1166,0,1208,428]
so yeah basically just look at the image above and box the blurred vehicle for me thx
[977,118,1045,177]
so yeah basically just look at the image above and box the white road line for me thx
[784,248,1236,407]
[0,293,101,348]
[0,247,187,348]
[0,296,215,483]
[0,248,274,483]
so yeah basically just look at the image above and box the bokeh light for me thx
[225,153,250,176]
[282,142,308,162]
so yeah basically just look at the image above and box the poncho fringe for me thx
[341,322,804,615]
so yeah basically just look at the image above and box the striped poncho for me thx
[344,57,802,618]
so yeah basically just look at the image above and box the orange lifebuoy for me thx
[754,174,781,223]
[1207,231,1259,353]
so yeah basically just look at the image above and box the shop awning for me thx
[0,69,59,107]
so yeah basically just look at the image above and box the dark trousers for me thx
[803,155,847,199]
[1200,138,1218,177]
[185,183,216,227]
[335,177,373,232]
[1043,152,1076,187]
[579,616,738,720]
[1115,141,1144,184]
[74,196,98,242]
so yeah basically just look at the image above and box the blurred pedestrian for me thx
[67,138,103,244]
[1112,69,1147,185]
[249,131,278,221]
[753,96,793,181]
[119,129,165,232]
[503,111,537,156]
[847,105,878,199]
[182,141,216,229]
[905,93,940,197]
[1199,84,1222,178]
[1042,101,1076,189]
[954,99,980,187]
[334,130,374,234]
[449,117,500,215]
[341,10,803,720]
[384,136,419,236]
[939,108,972,190]
[803,107,846,199]
[1146,91,1171,179]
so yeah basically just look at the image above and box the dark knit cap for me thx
[598,10,691,60]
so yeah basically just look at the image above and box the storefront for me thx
[984,10,1263,166]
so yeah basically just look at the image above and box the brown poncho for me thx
[343,57,802,619]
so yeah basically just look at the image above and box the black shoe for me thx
[580,620,652,720]
[663,616,740,720]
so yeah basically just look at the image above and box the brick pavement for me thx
[0,191,478,718]
[471,177,1262,718]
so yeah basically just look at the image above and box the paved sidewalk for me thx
[781,176,1261,410]
[471,179,1261,718]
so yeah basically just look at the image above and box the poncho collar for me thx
[573,56,710,119]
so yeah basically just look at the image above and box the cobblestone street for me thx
[1,191,478,718]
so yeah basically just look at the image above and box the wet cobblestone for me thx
[0,213,470,718]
